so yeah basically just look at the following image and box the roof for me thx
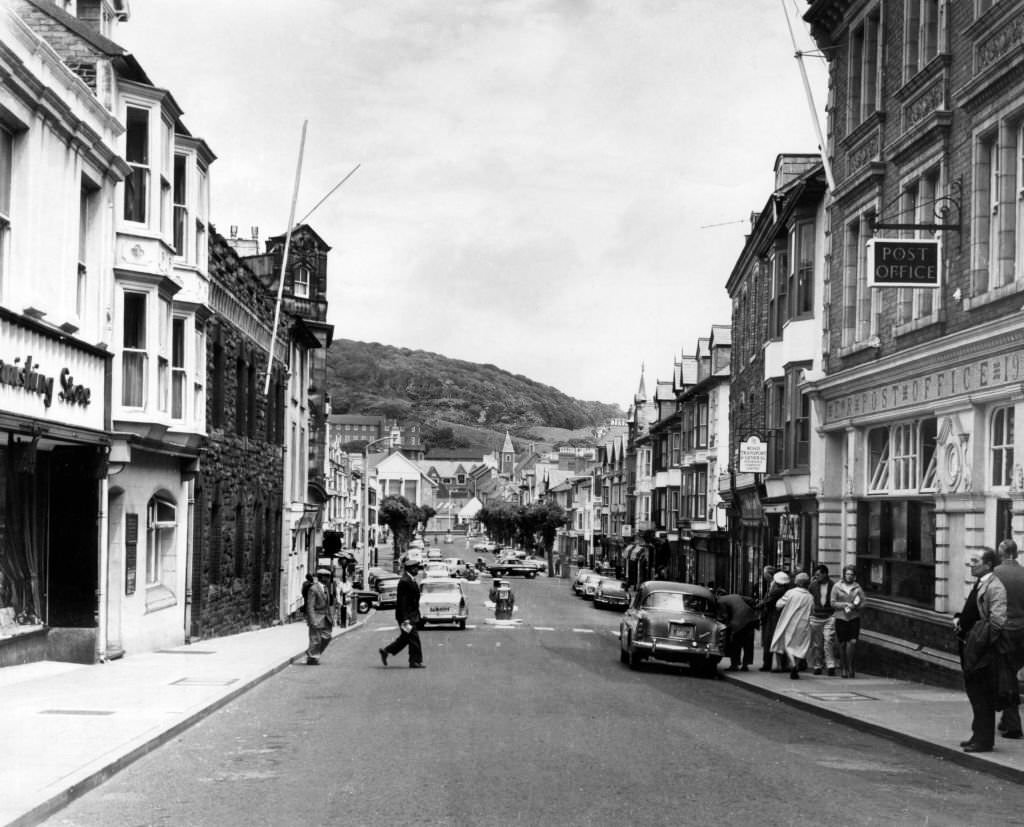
[640,581,714,597]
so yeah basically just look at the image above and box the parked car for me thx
[443,557,466,576]
[523,556,546,573]
[572,568,596,595]
[368,568,400,608]
[426,547,444,562]
[593,578,630,611]
[486,557,539,578]
[474,541,502,553]
[619,581,726,676]
[578,572,603,600]
[422,562,452,580]
[417,579,469,629]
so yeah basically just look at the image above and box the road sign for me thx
[739,435,767,473]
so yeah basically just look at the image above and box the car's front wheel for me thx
[527,571,536,579]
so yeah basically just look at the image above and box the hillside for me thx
[325,339,624,452]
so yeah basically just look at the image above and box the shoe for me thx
[305,657,319,665]
[409,662,426,669]
[726,665,739,672]
[1001,731,1023,739]
[740,665,749,672]
[378,648,388,666]
[759,665,772,672]
[827,668,836,677]
[790,669,800,680]
[962,743,993,753]
[812,668,822,675]
[960,739,974,747]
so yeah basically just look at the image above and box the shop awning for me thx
[626,544,647,562]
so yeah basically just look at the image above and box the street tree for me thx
[377,495,418,564]
[523,500,567,576]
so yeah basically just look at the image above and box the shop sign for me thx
[0,354,92,409]
[738,435,767,473]
[824,350,1024,424]
[867,238,940,288]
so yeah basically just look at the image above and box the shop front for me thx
[0,315,110,666]
[809,315,1024,682]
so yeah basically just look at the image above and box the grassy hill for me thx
[325,339,624,453]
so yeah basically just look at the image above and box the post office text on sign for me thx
[866,238,941,288]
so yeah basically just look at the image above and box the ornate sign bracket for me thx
[869,177,962,234]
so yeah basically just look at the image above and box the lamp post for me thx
[360,436,391,584]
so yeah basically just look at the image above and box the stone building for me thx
[801,0,1024,684]
[189,232,289,638]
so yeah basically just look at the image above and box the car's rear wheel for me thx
[356,597,373,614]
[527,571,536,579]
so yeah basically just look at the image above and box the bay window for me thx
[857,499,935,606]
[121,291,147,407]
[123,106,149,223]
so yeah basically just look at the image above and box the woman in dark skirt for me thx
[831,565,866,678]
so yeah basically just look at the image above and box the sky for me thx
[118,1,828,409]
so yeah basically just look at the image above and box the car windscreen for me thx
[421,582,460,596]
[643,591,712,613]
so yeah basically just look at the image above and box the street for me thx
[43,574,1024,827]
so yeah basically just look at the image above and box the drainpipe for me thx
[96,476,109,663]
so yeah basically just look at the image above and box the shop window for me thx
[867,418,937,493]
[857,499,935,605]
[992,406,1015,487]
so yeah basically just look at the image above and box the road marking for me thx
[534,626,555,631]
[572,628,595,634]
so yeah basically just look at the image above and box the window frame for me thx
[991,405,1015,488]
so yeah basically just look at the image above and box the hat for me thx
[404,558,421,569]
[315,567,332,577]
[772,571,791,585]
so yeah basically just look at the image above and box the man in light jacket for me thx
[994,539,1024,739]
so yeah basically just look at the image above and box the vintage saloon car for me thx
[619,581,726,676]
[486,557,539,578]
[593,577,630,611]
[416,579,469,629]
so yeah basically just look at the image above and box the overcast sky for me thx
[118,1,827,408]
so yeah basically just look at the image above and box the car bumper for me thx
[421,609,468,624]
[632,638,723,661]
[594,596,629,609]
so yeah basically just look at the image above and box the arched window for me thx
[992,406,1015,488]
[145,494,178,611]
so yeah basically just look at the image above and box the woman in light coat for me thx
[770,571,814,679]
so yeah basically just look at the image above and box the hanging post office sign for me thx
[867,238,940,288]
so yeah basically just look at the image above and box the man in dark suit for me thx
[379,558,425,668]
[995,539,1024,738]
[717,592,756,671]
[956,548,1008,753]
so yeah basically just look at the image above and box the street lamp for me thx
[360,435,391,585]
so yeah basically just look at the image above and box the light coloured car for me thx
[422,561,451,580]
[619,581,726,676]
[593,578,629,611]
[417,579,469,629]
[443,557,466,576]
[579,572,603,600]
[572,568,596,595]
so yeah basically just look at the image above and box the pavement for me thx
[4,615,1024,827]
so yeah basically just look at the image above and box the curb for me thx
[7,619,367,827]
[721,672,1024,785]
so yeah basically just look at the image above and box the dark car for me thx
[367,567,400,608]
[486,557,538,578]
[593,578,630,611]
[619,581,726,677]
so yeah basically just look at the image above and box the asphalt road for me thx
[43,574,1024,827]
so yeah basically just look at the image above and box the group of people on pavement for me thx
[716,563,865,680]
[954,539,1024,753]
